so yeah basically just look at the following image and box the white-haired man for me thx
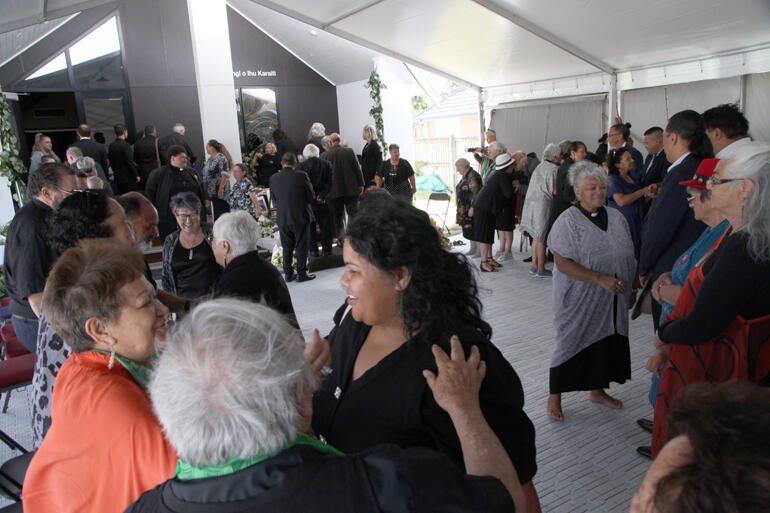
[158,123,196,166]
[297,144,334,256]
[126,298,526,513]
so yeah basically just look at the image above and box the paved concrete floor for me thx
[0,231,654,512]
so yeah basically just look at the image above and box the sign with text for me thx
[233,69,277,78]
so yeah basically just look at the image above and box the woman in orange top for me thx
[23,239,177,513]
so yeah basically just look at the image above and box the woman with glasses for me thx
[145,145,207,239]
[31,189,135,446]
[651,142,770,457]
[161,192,220,300]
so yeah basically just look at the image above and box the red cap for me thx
[679,158,720,190]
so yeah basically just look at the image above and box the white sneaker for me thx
[500,252,513,261]
[493,250,505,260]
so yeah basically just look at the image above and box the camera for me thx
[466,147,479,152]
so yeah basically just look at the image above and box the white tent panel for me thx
[333,0,597,87]
[621,77,741,149]
[493,0,770,71]
[744,71,770,143]
[490,96,606,156]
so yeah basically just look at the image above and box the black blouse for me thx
[312,303,538,484]
[575,204,608,231]
[170,240,220,299]
[659,232,770,345]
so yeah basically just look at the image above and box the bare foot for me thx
[589,389,623,409]
[547,394,564,421]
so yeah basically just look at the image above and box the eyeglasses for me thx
[175,213,196,221]
[54,185,76,196]
[707,177,743,186]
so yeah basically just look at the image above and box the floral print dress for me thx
[455,168,482,239]
[229,178,258,217]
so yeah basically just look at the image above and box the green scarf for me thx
[175,433,344,480]
[90,350,151,390]
[482,158,495,180]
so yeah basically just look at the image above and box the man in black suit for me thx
[270,153,316,283]
[640,126,668,215]
[71,124,109,172]
[158,123,197,166]
[297,143,334,257]
[321,133,364,238]
[108,123,140,193]
[134,125,160,189]
[639,110,709,329]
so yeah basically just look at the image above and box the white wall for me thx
[336,79,373,155]
[375,57,415,164]
[187,0,241,168]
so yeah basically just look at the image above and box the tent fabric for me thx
[490,97,606,158]
[415,174,450,193]
[745,72,770,143]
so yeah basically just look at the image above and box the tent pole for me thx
[607,73,618,134]
[478,96,486,148]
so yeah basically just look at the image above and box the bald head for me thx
[118,192,159,244]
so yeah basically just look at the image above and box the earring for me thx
[108,344,116,370]
[224,255,228,267]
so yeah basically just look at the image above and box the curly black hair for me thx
[48,189,113,257]
[346,198,491,342]
[654,382,770,513]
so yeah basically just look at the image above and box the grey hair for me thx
[173,123,185,134]
[569,160,609,187]
[213,211,259,258]
[76,156,96,171]
[363,124,376,141]
[485,129,496,136]
[721,142,770,262]
[543,143,560,161]
[558,139,572,155]
[321,135,332,147]
[149,298,314,466]
[455,157,470,170]
[66,146,83,160]
[489,141,507,153]
[302,144,319,160]
[169,191,201,215]
[308,122,325,138]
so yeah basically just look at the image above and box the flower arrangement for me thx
[271,244,297,269]
[257,214,276,239]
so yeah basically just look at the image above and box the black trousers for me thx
[279,223,310,275]
[330,196,359,238]
[311,203,333,254]
[210,197,230,221]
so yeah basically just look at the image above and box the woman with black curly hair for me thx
[31,190,134,446]
[311,198,541,512]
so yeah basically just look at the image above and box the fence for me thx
[413,136,478,191]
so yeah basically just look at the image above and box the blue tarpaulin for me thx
[415,174,450,193]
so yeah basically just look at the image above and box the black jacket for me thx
[108,139,138,185]
[640,150,668,188]
[158,132,197,166]
[297,157,333,202]
[72,138,109,172]
[269,167,314,227]
[321,145,364,199]
[473,169,514,214]
[639,153,706,279]
[133,136,160,181]
[275,138,298,159]
[124,444,513,513]
[361,140,383,185]
[212,250,299,328]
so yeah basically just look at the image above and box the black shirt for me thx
[108,139,138,185]
[659,232,770,345]
[361,140,383,185]
[168,167,201,201]
[312,303,537,484]
[257,154,281,187]
[125,444,514,513]
[3,198,56,319]
[170,240,220,299]
[575,204,608,231]
[143,259,157,291]
[211,250,299,328]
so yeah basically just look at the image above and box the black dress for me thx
[212,250,299,329]
[549,205,631,394]
[170,240,221,299]
[312,303,538,484]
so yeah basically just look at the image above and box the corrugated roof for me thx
[414,88,479,121]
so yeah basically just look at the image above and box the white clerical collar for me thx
[667,152,690,173]
[716,137,752,158]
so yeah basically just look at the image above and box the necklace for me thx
[188,247,193,260]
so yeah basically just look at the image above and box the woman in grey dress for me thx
[545,161,636,421]
[519,143,561,277]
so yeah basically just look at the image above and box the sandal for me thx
[480,260,498,272]
[488,258,503,268]
[451,240,466,246]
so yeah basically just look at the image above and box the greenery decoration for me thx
[0,85,26,202]
[364,70,387,149]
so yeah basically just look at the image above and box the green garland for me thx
[0,86,26,198]
[364,70,387,149]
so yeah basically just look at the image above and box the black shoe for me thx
[296,272,316,282]
[522,256,532,263]
[636,418,654,434]
[285,273,296,282]
[636,446,652,459]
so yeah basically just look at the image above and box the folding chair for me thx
[426,192,452,233]
[0,429,33,504]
